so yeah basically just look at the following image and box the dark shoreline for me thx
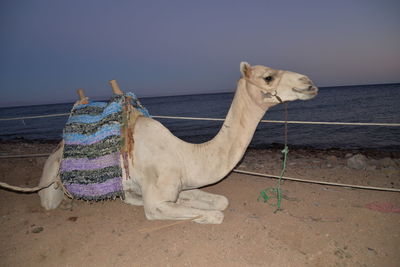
[248,143,400,158]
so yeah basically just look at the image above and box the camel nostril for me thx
[308,85,318,92]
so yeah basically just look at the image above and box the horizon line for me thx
[1,82,399,108]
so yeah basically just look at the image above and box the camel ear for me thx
[240,62,251,78]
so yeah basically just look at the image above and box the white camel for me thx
[38,62,318,224]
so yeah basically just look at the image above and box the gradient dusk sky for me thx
[1,0,399,107]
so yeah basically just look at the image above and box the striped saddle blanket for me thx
[60,92,150,201]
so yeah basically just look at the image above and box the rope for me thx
[233,169,400,192]
[1,113,399,126]
[0,153,51,159]
[0,180,55,192]
[258,103,289,212]
[0,113,70,121]
[153,116,400,127]
[138,215,202,233]
[274,102,289,211]
[259,120,400,127]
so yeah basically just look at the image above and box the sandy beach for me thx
[0,141,399,266]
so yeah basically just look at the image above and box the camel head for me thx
[240,62,318,108]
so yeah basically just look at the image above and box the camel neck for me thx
[185,80,270,187]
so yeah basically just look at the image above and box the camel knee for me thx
[123,191,144,206]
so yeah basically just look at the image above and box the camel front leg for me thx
[141,177,225,224]
[177,189,229,211]
[145,200,224,224]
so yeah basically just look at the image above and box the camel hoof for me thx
[194,211,224,224]
[39,193,62,210]
[38,185,63,210]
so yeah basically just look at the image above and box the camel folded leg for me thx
[38,146,64,210]
[145,200,224,224]
[177,189,229,211]
[142,177,225,224]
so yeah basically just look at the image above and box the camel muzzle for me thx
[292,85,318,96]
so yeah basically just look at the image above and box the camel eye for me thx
[263,76,273,83]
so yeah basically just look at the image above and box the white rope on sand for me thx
[233,169,400,192]
[1,113,399,126]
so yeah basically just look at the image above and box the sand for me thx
[0,141,399,267]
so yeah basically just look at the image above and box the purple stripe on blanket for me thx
[60,152,121,172]
[65,177,123,197]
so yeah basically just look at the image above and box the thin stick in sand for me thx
[138,215,202,234]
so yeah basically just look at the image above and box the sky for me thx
[0,0,399,107]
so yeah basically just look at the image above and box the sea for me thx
[1,84,399,151]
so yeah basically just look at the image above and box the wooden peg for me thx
[109,80,124,95]
[77,89,89,104]
[77,89,86,100]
